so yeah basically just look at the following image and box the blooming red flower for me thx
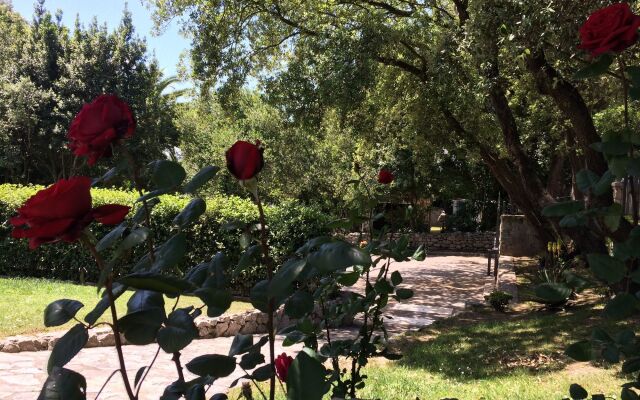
[225,140,264,180]
[274,353,294,382]
[9,177,130,249]
[579,3,640,57]
[378,168,394,184]
[68,94,136,166]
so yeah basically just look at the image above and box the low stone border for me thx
[0,309,275,353]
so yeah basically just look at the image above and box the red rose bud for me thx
[378,168,394,184]
[225,140,264,180]
[9,177,130,249]
[579,3,640,57]
[274,353,294,382]
[68,94,136,166]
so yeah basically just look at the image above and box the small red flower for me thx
[68,94,136,166]
[9,177,130,249]
[378,168,394,184]
[274,353,294,382]
[225,140,264,180]
[579,3,640,57]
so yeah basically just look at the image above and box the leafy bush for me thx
[0,184,329,294]
[484,290,513,312]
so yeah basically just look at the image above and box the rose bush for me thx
[9,177,129,249]
[67,94,136,165]
[578,2,640,57]
[10,91,415,400]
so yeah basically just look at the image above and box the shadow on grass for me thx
[391,301,630,381]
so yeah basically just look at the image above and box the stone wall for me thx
[346,231,496,253]
[499,215,545,257]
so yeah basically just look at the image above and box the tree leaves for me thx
[186,354,237,378]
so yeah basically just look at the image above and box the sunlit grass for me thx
[0,277,253,337]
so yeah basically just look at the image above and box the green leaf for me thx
[229,334,253,357]
[610,156,631,178]
[603,293,639,320]
[173,198,207,228]
[119,308,165,345]
[622,388,640,400]
[559,214,588,228]
[131,198,160,224]
[306,241,371,274]
[594,170,614,196]
[374,279,394,295]
[183,166,220,193]
[286,350,329,400]
[157,308,199,353]
[251,364,274,381]
[239,352,264,369]
[412,245,426,261]
[185,384,206,400]
[44,299,84,327]
[234,245,262,276]
[195,288,232,317]
[95,225,127,252]
[534,283,571,304]
[573,54,613,80]
[137,188,172,203]
[116,227,150,254]
[134,366,147,388]
[150,160,187,189]
[48,324,88,374]
[565,340,592,362]
[204,252,229,290]
[541,201,584,217]
[186,354,237,378]
[395,288,414,300]
[151,233,187,271]
[391,271,403,286]
[587,253,626,284]
[127,290,165,314]
[38,367,87,400]
[569,383,589,400]
[336,269,360,286]
[84,284,127,325]
[603,203,623,232]
[622,357,640,373]
[576,169,600,193]
[119,272,194,296]
[269,259,307,297]
[284,291,314,319]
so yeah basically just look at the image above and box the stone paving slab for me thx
[0,254,496,399]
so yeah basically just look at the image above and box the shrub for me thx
[0,184,330,294]
[484,290,513,312]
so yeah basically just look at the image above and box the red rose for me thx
[225,140,264,180]
[579,3,640,57]
[378,168,394,184]
[9,177,130,249]
[274,353,294,382]
[68,94,136,166]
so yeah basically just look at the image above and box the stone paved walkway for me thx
[0,254,504,399]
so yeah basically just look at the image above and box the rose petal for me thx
[92,204,131,225]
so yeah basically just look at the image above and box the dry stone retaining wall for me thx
[346,232,496,253]
[0,310,277,353]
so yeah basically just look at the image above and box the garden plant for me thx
[9,91,420,400]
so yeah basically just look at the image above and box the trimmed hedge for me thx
[0,184,330,294]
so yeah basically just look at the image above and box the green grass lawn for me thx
[0,277,253,337]
[233,302,632,399]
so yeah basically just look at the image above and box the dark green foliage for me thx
[0,184,329,294]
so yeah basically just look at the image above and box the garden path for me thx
[0,254,504,399]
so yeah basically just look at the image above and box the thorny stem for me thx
[81,236,136,400]
[253,190,276,400]
[172,352,185,383]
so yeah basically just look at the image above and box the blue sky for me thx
[12,0,189,79]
